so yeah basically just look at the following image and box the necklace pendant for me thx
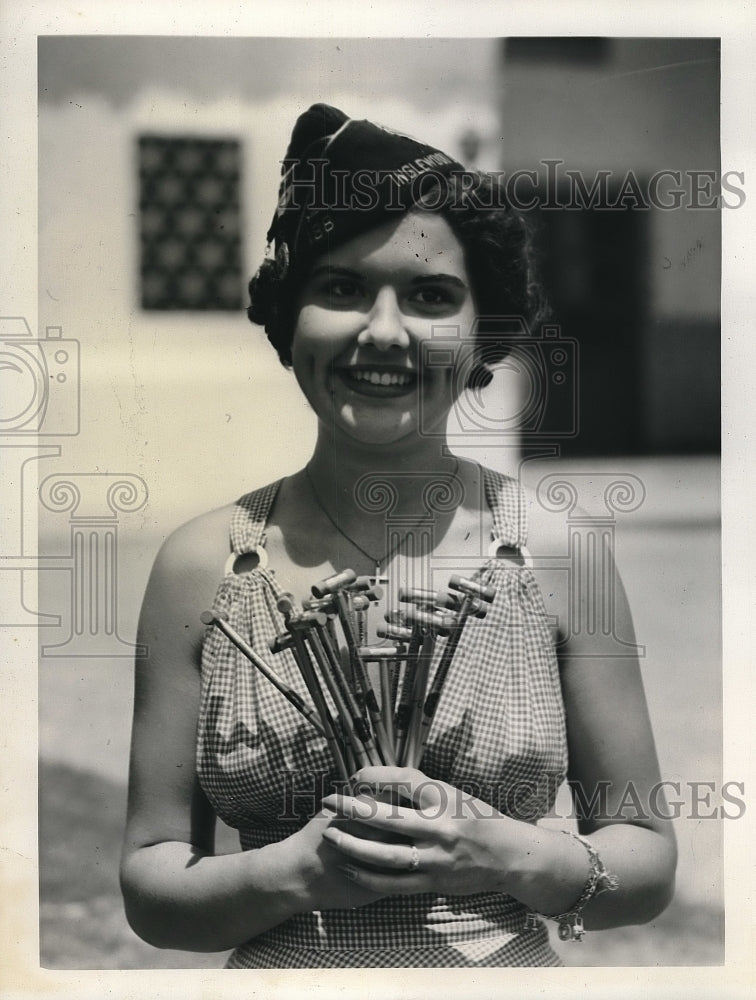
[370,564,390,588]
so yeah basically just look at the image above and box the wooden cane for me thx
[201,611,326,737]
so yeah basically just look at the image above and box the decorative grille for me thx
[138,136,243,311]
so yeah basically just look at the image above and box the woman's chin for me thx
[335,406,417,447]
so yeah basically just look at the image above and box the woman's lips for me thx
[336,367,419,398]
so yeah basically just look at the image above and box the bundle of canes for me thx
[202,568,497,789]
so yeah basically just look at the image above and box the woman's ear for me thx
[247,258,294,367]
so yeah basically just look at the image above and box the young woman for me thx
[121,104,677,967]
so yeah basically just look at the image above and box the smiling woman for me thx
[120,103,677,968]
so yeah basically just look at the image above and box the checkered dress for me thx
[197,468,567,967]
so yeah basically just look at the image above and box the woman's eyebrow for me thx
[411,274,469,289]
[308,265,362,281]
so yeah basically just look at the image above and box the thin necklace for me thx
[304,460,459,585]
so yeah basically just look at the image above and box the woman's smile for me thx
[334,364,419,397]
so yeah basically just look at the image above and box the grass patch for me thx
[40,759,229,969]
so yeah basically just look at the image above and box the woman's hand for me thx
[281,800,391,912]
[320,767,524,898]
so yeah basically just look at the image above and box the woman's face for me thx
[291,211,477,449]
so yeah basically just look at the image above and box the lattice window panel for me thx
[138,136,244,310]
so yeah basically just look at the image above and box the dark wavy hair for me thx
[247,171,548,388]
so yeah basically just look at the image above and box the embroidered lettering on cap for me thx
[387,152,455,188]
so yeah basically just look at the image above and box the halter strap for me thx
[482,467,528,550]
[230,480,282,555]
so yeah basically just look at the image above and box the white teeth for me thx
[348,369,413,387]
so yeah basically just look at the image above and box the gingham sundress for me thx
[198,467,568,967]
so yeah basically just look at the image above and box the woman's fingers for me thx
[321,793,424,836]
[323,826,425,872]
[339,863,425,896]
[351,765,424,789]
[349,766,456,812]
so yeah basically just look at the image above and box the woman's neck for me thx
[304,429,459,518]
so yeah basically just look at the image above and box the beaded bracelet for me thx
[524,830,620,941]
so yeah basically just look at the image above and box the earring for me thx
[275,241,290,280]
[466,363,493,389]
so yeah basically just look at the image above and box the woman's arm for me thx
[546,560,678,927]
[523,497,677,927]
[120,510,381,952]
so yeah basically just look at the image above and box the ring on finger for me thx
[407,844,420,872]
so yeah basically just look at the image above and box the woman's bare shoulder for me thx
[139,503,235,617]
[158,502,236,570]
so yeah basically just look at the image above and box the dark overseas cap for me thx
[267,103,465,266]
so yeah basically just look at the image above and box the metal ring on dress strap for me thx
[488,538,534,568]
[224,545,269,576]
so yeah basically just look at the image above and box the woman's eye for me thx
[327,279,361,300]
[410,286,451,308]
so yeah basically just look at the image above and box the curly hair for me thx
[247,171,548,388]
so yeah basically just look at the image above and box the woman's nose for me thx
[357,287,410,351]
